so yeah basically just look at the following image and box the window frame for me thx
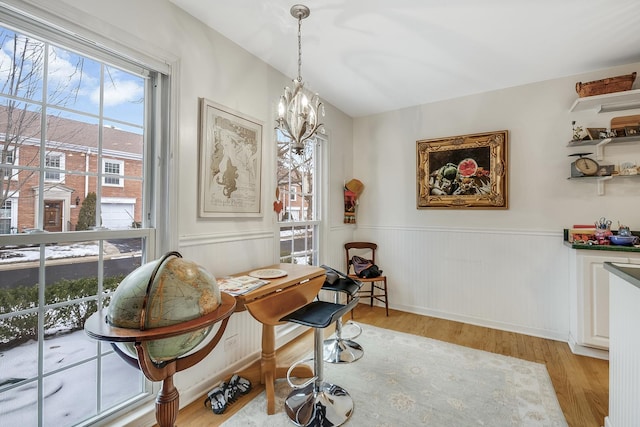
[275,131,325,267]
[0,5,176,426]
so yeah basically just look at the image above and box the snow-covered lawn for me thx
[0,330,144,426]
[0,242,101,264]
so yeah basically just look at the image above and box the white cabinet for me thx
[569,250,640,358]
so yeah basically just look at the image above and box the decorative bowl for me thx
[609,235,638,246]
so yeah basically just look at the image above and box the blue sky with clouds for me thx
[0,26,145,134]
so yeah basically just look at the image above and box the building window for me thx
[103,159,124,186]
[0,198,15,234]
[277,130,323,265]
[44,152,64,181]
[1,148,16,180]
[0,9,171,427]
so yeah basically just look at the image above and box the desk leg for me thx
[260,324,315,415]
[261,324,277,415]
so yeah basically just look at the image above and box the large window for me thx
[276,130,323,265]
[0,9,169,427]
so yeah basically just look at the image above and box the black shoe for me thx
[229,374,252,395]
[205,383,227,414]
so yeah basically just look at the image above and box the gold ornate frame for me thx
[416,130,508,209]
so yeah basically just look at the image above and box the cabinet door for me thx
[580,255,628,349]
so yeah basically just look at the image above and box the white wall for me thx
[9,0,354,425]
[11,0,640,424]
[352,62,640,341]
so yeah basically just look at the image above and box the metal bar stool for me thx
[280,296,360,427]
[320,265,364,364]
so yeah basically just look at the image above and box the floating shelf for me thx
[567,175,640,195]
[570,89,640,113]
[567,135,640,160]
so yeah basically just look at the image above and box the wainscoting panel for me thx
[353,226,569,341]
[171,232,274,406]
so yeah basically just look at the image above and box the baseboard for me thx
[567,333,609,360]
[604,415,613,427]
[388,302,569,343]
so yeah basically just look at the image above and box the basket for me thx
[576,72,636,97]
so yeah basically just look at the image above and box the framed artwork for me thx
[198,98,263,217]
[416,130,508,209]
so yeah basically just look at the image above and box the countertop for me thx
[563,229,640,253]
[604,262,640,290]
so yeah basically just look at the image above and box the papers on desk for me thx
[217,275,269,296]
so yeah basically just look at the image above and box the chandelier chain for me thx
[297,15,302,81]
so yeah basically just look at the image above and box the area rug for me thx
[221,325,567,426]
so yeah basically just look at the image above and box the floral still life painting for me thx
[417,130,508,209]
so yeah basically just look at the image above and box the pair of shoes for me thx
[203,375,252,415]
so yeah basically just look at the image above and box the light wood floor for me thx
[169,305,608,427]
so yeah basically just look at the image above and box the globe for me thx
[106,252,221,363]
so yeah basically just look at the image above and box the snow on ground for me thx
[0,330,143,426]
[0,243,101,264]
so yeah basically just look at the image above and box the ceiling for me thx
[169,0,640,118]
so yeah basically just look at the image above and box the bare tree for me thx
[0,29,84,212]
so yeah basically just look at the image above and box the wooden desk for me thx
[233,263,325,414]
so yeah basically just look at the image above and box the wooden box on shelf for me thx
[576,72,636,98]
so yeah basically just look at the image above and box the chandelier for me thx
[276,4,324,154]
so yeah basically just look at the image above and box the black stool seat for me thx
[281,298,358,329]
[280,296,359,427]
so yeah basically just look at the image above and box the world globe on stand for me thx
[106,251,221,363]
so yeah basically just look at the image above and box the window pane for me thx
[101,351,144,408]
[47,44,99,114]
[43,359,98,424]
[279,224,316,265]
[102,66,144,126]
[0,380,39,426]
[0,29,44,102]
[276,136,317,223]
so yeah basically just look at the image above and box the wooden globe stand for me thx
[85,292,236,427]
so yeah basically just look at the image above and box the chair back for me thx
[345,242,378,275]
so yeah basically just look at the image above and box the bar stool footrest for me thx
[285,381,354,427]
[286,357,317,389]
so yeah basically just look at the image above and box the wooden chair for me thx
[345,242,389,316]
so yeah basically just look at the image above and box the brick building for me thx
[1,109,143,234]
